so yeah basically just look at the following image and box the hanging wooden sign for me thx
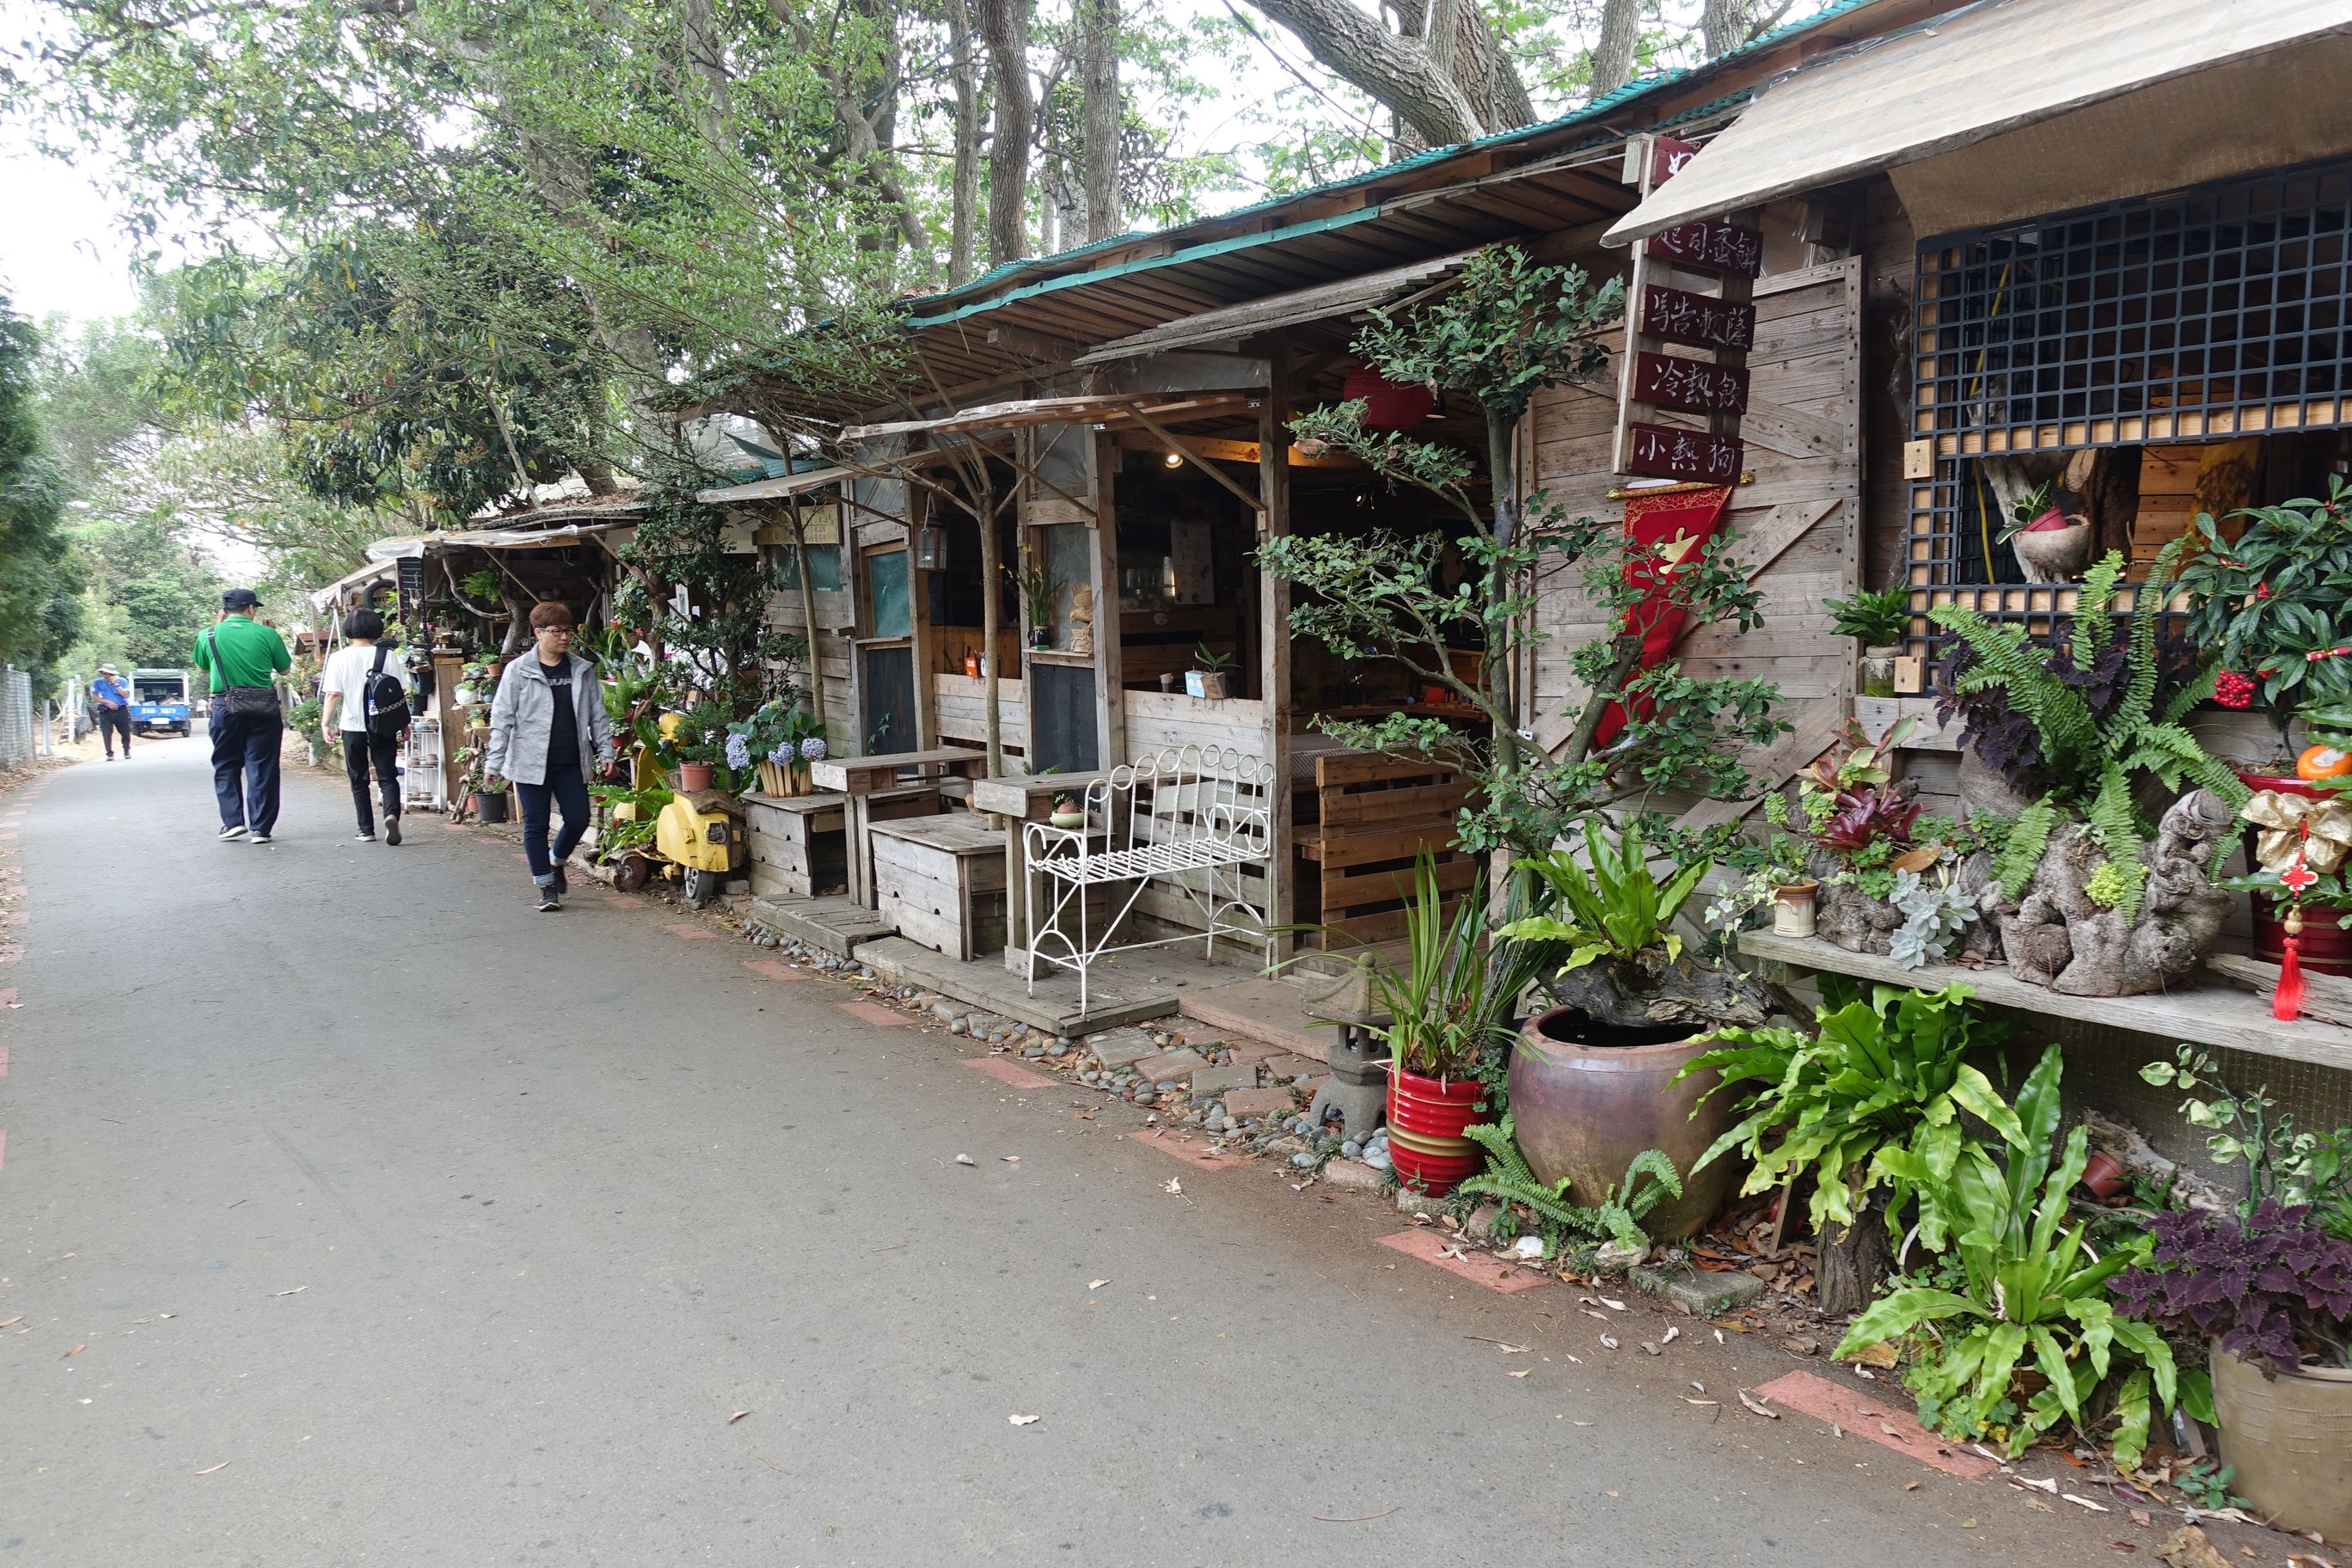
[1640,283,1756,352]
[1632,352,1750,415]
[1645,217,1766,279]
[1625,423,1745,485]
[1648,133,1701,189]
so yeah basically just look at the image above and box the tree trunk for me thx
[1590,0,1639,98]
[1816,1201,1892,1318]
[1387,0,1538,137]
[949,0,983,285]
[677,0,732,153]
[978,476,1003,775]
[1077,0,1120,243]
[978,0,1035,266]
[788,511,827,726]
[1700,0,1750,58]
[1234,0,1492,146]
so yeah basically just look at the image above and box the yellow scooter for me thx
[604,717,747,908]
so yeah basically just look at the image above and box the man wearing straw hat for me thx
[90,664,132,761]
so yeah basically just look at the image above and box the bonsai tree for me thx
[1256,243,1787,870]
[1932,542,2248,994]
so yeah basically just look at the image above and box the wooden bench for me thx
[810,748,994,905]
[872,812,1010,961]
[1292,752,1473,946]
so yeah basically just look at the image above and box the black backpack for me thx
[362,646,410,741]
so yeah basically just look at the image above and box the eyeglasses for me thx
[541,627,574,636]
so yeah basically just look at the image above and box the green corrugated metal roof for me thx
[893,0,1890,323]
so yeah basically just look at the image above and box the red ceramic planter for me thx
[2237,770,2352,975]
[1385,1067,1489,1196]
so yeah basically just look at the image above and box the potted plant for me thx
[1494,817,1770,1239]
[1048,789,1084,830]
[728,701,824,796]
[1357,852,1550,1197]
[2115,1203,2352,1538]
[2177,475,2352,759]
[1012,561,1058,651]
[1760,835,1818,937]
[1826,585,1912,698]
[1185,644,1234,700]
[1679,980,2019,1312]
[1932,543,2249,995]
[671,698,735,793]
[456,745,511,824]
[1998,480,2092,581]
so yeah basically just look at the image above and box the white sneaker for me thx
[354,831,376,842]
[249,833,273,845]
[218,825,248,842]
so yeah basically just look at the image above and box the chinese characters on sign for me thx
[1645,217,1766,279]
[1640,283,1756,352]
[1626,423,1744,485]
[1632,352,1751,415]
[1648,134,1701,189]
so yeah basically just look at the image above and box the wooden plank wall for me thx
[931,673,1028,754]
[1122,690,1268,761]
[1859,177,1918,593]
[1527,255,1865,823]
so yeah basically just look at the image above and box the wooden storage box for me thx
[742,791,849,899]
[870,812,1009,962]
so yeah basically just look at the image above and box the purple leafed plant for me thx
[1819,785,1922,854]
[2112,1200,2352,1376]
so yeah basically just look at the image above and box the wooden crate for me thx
[1295,753,1473,946]
[871,811,1010,961]
[742,791,848,899]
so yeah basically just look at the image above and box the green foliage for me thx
[1497,816,1709,971]
[1679,979,2020,1244]
[1995,480,2060,543]
[616,490,806,711]
[1457,1118,1681,1256]
[2176,475,2352,714]
[1839,1045,2178,1461]
[1932,542,2245,911]
[0,297,85,694]
[591,779,673,860]
[1824,586,1911,646]
[1993,799,2059,902]
[2083,861,2130,910]
[2143,1047,2352,1241]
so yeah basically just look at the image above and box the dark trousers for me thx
[96,707,131,755]
[515,762,590,880]
[342,731,402,834]
[209,703,283,834]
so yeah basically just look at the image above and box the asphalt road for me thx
[0,740,2182,1564]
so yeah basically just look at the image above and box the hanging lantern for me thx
[911,524,949,571]
[1341,364,1436,432]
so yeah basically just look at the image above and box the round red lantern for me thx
[1341,364,1435,432]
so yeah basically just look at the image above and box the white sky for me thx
[0,142,144,324]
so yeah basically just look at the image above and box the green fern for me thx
[1458,1118,1682,1255]
[2086,769,2149,924]
[1994,798,2060,897]
[2072,552,2124,671]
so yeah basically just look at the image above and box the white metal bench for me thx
[1023,745,1275,1017]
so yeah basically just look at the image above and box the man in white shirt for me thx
[318,609,413,844]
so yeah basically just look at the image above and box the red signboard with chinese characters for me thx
[1625,422,1744,484]
[1632,352,1750,415]
[1640,283,1755,352]
[1649,134,1701,189]
[1645,217,1765,278]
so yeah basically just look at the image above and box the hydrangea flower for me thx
[724,732,751,770]
[799,736,827,762]
[768,743,793,766]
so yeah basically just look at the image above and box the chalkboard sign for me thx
[1640,283,1755,352]
[1632,352,1750,414]
[1028,661,1098,775]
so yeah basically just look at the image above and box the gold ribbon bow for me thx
[2243,790,2352,877]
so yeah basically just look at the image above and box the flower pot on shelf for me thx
[1383,1067,1487,1197]
[1771,879,1818,938]
[1185,671,1228,700]
[2211,1346,2352,1540]
[2009,514,2093,581]
[1859,646,1899,698]
[2235,769,2352,976]
[473,790,511,824]
[1506,1008,1732,1240]
[2079,1150,2130,1202]
[677,761,715,793]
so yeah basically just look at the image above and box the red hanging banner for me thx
[1590,485,1737,749]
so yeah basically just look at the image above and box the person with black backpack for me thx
[319,608,413,845]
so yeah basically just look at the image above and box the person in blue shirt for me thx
[90,664,132,761]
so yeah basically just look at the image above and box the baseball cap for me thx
[222,587,262,609]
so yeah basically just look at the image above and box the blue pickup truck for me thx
[131,669,193,737]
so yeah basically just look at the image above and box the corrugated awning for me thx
[695,465,853,505]
[1604,0,2352,246]
[1071,252,1473,366]
[841,392,1255,443]
[363,523,623,563]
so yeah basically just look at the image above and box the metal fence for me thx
[0,665,34,771]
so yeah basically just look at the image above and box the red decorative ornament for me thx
[1341,364,1436,432]
[2214,670,2257,709]
[2276,820,2315,1021]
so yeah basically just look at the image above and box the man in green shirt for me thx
[193,588,293,843]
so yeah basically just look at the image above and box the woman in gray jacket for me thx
[486,602,614,910]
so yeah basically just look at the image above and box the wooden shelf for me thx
[1739,930,2352,1072]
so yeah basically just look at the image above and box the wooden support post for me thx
[1088,429,1125,774]
[1259,339,1295,959]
